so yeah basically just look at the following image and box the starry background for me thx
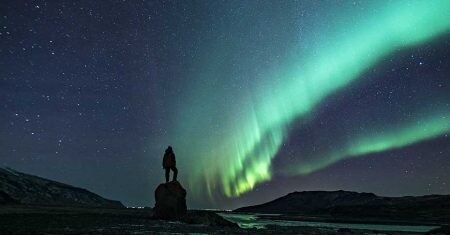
[1,1,449,209]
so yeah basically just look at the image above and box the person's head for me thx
[166,146,173,152]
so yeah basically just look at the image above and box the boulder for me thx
[153,181,187,219]
[181,210,239,228]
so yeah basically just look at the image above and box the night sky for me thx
[1,1,449,209]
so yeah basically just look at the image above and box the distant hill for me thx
[235,190,450,222]
[0,167,124,208]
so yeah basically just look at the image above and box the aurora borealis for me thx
[180,0,450,200]
[1,1,450,209]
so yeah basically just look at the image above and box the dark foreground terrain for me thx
[0,205,235,234]
[0,205,447,235]
[1,168,448,234]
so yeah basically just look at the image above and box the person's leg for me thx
[172,166,178,181]
[165,168,170,183]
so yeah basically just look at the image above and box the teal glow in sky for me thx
[3,0,450,209]
[175,0,450,201]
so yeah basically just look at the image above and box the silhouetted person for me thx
[163,146,178,183]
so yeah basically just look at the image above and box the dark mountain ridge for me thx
[235,190,450,223]
[0,167,124,208]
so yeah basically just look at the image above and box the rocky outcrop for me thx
[153,180,187,219]
[182,210,239,228]
[0,167,124,208]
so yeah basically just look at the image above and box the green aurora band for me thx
[287,113,450,175]
[182,0,450,199]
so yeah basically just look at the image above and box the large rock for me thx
[182,210,239,228]
[154,181,187,219]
